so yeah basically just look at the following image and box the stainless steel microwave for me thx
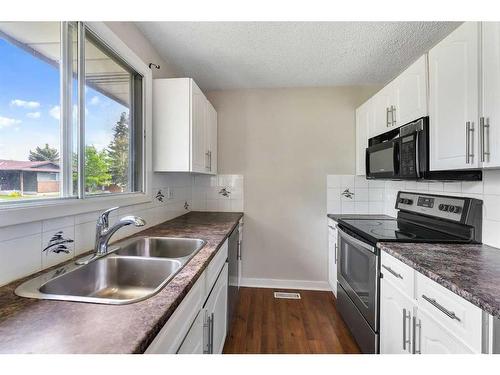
[365,117,481,181]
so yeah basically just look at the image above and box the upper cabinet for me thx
[393,55,428,127]
[153,78,217,174]
[429,22,480,171]
[355,100,373,175]
[481,22,500,168]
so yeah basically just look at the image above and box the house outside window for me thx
[0,22,144,204]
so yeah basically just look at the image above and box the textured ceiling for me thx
[137,22,460,91]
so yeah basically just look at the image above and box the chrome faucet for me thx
[76,207,145,265]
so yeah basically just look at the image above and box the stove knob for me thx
[398,198,405,204]
[442,204,449,211]
[405,199,413,205]
[453,206,462,214]
[448,205,455,212]
[439,204,445,211]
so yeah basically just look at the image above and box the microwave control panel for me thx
[396,191,466,222]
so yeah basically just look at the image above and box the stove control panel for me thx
[396,191,466,222]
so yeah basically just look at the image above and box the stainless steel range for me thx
[336,191,483,354]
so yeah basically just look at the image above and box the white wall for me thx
[207,86,378,289]
[326,171,500,249]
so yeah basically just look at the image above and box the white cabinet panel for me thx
[380,278,414,354]
[204,263,228,354]
[192,82,207,173]
[429,22,480,171]
[327,220,338,297]
[177,309,205,354]
[481,22,500,168]
[355,101,372,175]
[372,84,394,137]
[153,78,217,174]
[393,55,428,127]
[415,308,474,354]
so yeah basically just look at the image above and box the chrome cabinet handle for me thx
[422,294,461,322]
[481,117,490,163]
[208,151,212,171]
[334,243,338,264]
[402,308,411,351]
[412,316,421,354]
[466,121,474,164]
[203,311,210,354]
[466,121,470,164]
[386,107,390,127]
[237,240,242,260]
[391,105,397,127]
[209,312,215,354]
[382,264,403,279]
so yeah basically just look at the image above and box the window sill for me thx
[0,193,152,228]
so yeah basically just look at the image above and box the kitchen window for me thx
[0,22,144,205]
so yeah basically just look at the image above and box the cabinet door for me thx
[481,22,500,168]
[380,278,414,354]
[429,22,480,170]
[327,222,338,296]
[191,81,207,173]
[355,101,371,176]
[206,101,218,174]
[415,308,474,354]
[177,309,205,354]
[394,55,428,127]
[372,85,393,136]
[204,263,228,354]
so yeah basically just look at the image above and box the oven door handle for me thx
[393,140,400,177]
[338,228,376,254]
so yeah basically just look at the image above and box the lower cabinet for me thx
[146,240,229,354]
[380,251,482,354]
[380,278,414,354]
[177,309,205,354]
[203,263,228,354]
[415,308,474,354]
[327,219,338,297]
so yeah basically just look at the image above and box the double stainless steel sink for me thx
[15,237,206,305]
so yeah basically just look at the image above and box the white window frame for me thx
[0,22,152,227]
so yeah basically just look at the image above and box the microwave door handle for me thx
[393,141,400,176]
[415,131,421,178]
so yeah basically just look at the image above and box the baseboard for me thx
[240,277,331,291]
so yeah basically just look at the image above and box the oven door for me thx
[366,140,399,179]
[337,228,379,330]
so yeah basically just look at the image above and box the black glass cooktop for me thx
[338,219,467,244]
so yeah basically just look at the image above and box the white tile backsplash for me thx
[327,170,500,249]
[192,174,244,214]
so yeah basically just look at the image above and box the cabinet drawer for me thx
[416,272,482,352]
[205,240,228,296]
[381,251,415,297]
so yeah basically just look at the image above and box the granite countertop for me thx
[327,214,394,221]
[0,211,243,354]
[378,242,500,319]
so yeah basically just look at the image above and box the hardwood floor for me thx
[223,287,360,354]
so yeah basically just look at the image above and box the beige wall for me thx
[207,87,379,285]
[105,22,178,79]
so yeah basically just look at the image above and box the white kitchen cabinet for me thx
[327,218,338,297]
[393,55,428,127]
[205,100,218,174]
[481,22,500,168]
[153,78,217,174]
[379,251,482,354]
[414,308,474,354]
[355,101,372,175]
[371,83,395,137]
[429,22,480,171]
[380,277,415,354]
[177,309,205,354]
[203,263,228,354]
[146,239,229,354]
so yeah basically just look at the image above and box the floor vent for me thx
[274,292,301,300]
